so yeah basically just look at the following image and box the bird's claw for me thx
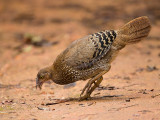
[79,93,91,101]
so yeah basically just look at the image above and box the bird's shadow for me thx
[44,94,138,106]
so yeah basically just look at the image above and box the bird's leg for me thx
[79,71,107,101]
[82,76,104,100]
[80,78,93,96]
[79,64,111,101]
[87,76,103,94]
[79,76,103,101]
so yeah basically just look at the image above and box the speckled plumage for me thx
[52,30,117,84]
[36,16,151,100]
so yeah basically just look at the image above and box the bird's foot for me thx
[78,93,91,101]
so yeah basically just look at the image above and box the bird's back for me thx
[59,30,117,70]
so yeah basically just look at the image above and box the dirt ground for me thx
[0,0,160,120]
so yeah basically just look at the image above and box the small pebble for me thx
[37,107,50,111]
[146,66,158,72]
[150,89,154,92]
[125,99,130,102]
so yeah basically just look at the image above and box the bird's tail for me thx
[116,16,151,45]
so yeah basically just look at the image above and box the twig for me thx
[44,98,78,106]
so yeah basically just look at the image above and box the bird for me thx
[36,16,151,101]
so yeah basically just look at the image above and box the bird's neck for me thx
[48,64,61,84]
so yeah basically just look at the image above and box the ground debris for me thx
[14,33,59,53]
[150,89,154,92]
[79,103,85,107]
[108,104,138,111]
[138,110,152,114]
[97,85,118,91]
[0,111,8,114]
[123,76,130,80]
[1,99,13,104]
[146,66,158,72]
[37,106,50,111]
[136,66,158,73]
[44,98,78,106]
[87,102,96,106]
[20,101,26,104]
[22,33,59,47]
[125,98,130,102]
[136,68,144,72]
[102,95,123,98]
[138,89,148,94]
[151,93,160,98]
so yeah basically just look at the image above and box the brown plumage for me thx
[36,16,151,100]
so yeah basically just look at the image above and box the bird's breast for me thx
[52,63,81,85]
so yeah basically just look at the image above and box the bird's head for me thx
[36,67,52,89]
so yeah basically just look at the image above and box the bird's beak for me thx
[36,77,42,90]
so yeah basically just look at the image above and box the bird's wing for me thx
[61,30,117,70]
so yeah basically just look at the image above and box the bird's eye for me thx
[40,76,44,79]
